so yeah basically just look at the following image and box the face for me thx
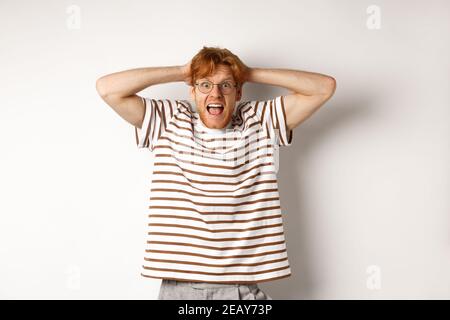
[190,64,242,129]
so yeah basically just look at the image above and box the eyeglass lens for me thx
[197,81,235,94]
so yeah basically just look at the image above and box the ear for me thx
[235,85,242,101]
[190,86,195,101]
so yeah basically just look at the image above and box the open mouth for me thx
[206,104,224,116]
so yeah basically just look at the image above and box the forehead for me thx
[200,65,234,81]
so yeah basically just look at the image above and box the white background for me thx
[1,0,449,299]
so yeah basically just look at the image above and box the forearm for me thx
[247,67,335,96]
[96,65,185,98]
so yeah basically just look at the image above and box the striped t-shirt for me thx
[134,95,294,284]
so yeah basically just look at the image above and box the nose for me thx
[210,84,224,97]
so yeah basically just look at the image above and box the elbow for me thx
[322,76,336,98]
[95,77,109,98]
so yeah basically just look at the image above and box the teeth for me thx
[207,104,223,107]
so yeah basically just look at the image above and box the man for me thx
[96,46,336,300]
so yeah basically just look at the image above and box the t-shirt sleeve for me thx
[250,95,293,147]
[134,96,179,151]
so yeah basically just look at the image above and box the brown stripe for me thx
[151,171,276,187]
[156,139,272,160]
[230,102,251,127]
[153,162,274,178]
[241,105,253,114]
[150,179,278,193]
[169,121,194,135]
[177,100,192,113]
[154,149,270,164]
[254,101,260,122]
[153,99,162,120]
[280,95,293,144]
[147,240,285,251]
[158,99,167,138]
[178,110,197,120]
[249,100,271,140]
[175,111,196,123]
[173,114,194,127]
[239,105,254,129]
[261,101,267,127]
[237,102,251,114]
[248,121,260,130]
[164,118,263,141]
[274,99,280,131]
[148,213,282,224]
[150,187,278,199]
[270,99,274,130]
[166,99,173,119]
[140,97,151,148]
[274,98,286,145]
[148,222,283,232]
[265,122,270,139]
[159,131,269,154]
[246,101,270,140]
[149,99,157,146]
[187,124,263,141]
[154,153,273,171]
[148,231,284,242]
[145,248,286,259]
[149,196,279,207]
[244,117,258,129]
[140,272,291,284]
[177,101,197,124]
[144,256,287,267]
[148,205,281,216]
[154,142,273,163]
[234,108,243,126]
[156,100,163,140]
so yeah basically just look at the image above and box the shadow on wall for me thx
[247,83,371,299]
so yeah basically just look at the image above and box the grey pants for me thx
[157,279,273,300]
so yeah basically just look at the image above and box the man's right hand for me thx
[181,61,192,86]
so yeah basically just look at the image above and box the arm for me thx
[95,65,190,128]
[246,67,336,131]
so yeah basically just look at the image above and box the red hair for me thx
[189,46,248,88]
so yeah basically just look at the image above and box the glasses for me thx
[194,80,238,95]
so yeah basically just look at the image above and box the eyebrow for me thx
[201,77,234,82]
